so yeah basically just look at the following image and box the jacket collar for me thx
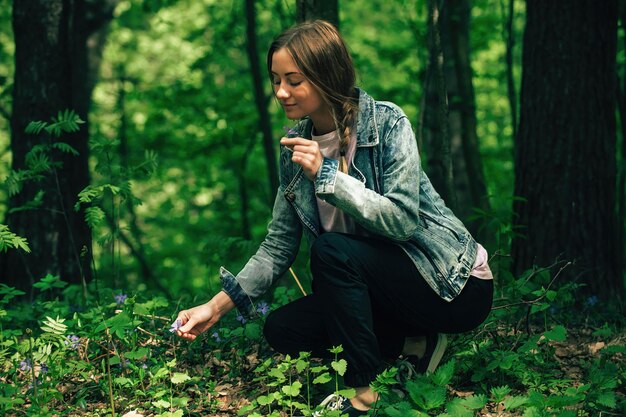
[355,88,379,147]
[297,88,379,147]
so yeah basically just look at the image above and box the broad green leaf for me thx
[331,359,347,376]
[503,395,528,410]
[281,381,302,397]
[543,325,567,342]
[313,372,332,384]
[171,372,190,384]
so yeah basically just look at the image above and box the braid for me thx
[337,98,357,174]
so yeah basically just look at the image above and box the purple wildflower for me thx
[169,319,182,333]
[236,314,247,325]
[20,359,32,372]
[211,331,222,343]
[256,301,270,316]
[114,293,128,305]
[65,334,80,350]
[40,362,49,374]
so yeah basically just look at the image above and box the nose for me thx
[275,83,290,100]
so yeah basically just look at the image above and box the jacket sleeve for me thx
[221,152,303,317]
[314,114,421,241]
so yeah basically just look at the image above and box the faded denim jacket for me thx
[221,89,478,317]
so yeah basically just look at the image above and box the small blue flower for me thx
[236,314,247,325]
[211,331,222,343]
[19,359,32,372]
[169,319,182,333]
[114,293,128,305]
[585,295,599,307]
[256,301,270,316]
[40,362,49,374]
[65,334,80,350]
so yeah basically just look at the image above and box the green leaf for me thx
[152,399,171,409]
[329,345,343,354]
[256,393,277,406]
[244,323,262,340]
[53,142,79,156]
[313,372,332,384]
[336,388,356,399]
[40,316,67,335]
[170,372,191,384]
[33,274,67,291]
[595,391,617,408]
[124,348,150,360]
[281,381,302,397]
[0,224,31,253]
[503,395,528,410]
[490,385,511,402]
[459,394,487,410]
[331,359,347,376]
[431,360,455,386]
[84,207,105,229]
[543,325,567,342]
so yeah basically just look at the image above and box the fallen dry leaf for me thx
[121,411,144,417]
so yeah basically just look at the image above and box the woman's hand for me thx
[280,137,323,181]
[175,291,235,341]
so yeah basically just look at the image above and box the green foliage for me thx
[24,109,84,137]
[0,224,30,253]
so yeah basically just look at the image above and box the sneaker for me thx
[306,393,370,417]
[413,333,447,374]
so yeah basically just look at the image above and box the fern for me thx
[85,206,105,229]
[52,142,79,156]
[0,224,31,253]
[25,120,49,135]
[40,316,68,336]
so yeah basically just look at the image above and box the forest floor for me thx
[109,322,625,417]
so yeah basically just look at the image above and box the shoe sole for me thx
[426,333,447,373]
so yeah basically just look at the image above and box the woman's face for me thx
[270,48,331,125]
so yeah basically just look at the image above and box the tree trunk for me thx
[245,0,279,204]
[423,0,456,210]
[296,0,339,27]
[0,0,115,295]
[512,0,622,300]
[503,0,517,140]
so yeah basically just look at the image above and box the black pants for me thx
[263,232,493,387]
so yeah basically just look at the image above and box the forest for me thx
[0,0,624,416]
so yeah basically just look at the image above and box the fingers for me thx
[280,137,322,180]
[178,314,197,334]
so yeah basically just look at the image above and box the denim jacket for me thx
[221,89,478,317]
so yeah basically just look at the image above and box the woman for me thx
[174,20,493,416]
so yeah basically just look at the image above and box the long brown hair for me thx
[267,20,358,173]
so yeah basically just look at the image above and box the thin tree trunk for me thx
[296,0,339,27]
[502,0,517,140]
[426,0,456,210]
[447,0,491,240]
[245,0,278,203]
